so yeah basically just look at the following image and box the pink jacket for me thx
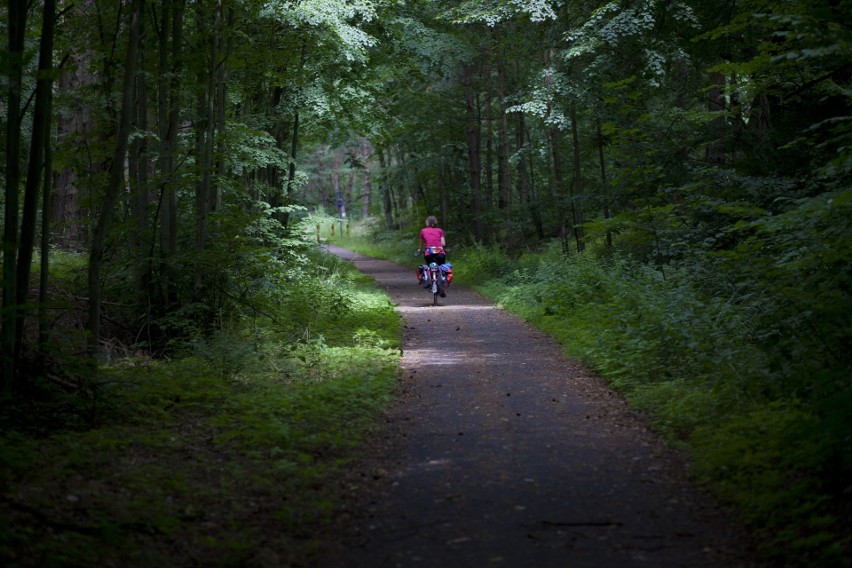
[420,227,445,249]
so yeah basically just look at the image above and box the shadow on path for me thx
[321,246,756,568]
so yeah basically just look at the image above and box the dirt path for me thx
[321,246,757,568]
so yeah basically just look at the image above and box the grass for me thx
[0,245,402,567]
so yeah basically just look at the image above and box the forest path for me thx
[320,246,755,568]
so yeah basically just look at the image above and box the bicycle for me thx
[416,252,452,306]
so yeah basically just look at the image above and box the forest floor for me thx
[319,246,764,568]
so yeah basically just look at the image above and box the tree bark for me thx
[360,139,372,218]
[524,123,544,239]
[2,0,27,393]
[549,126,570,255]
[213,4,232,215]
[570,103,585,252]
[87,0,143,355]
[130,6,150,306]
[597,119,613,248]
[496,59,511,218]
[484,76,494,243]
[378,148,394,230]
[14,0,57,371]
[39,86,56,352]
[464,63,483,241]
[159,0,183,261]
[439,159,448,229]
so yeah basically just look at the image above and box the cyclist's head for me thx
[425,215,438,227]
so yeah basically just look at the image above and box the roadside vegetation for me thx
[0,238,401,566]
[332,217,851,568]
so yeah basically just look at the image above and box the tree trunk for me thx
[2,0,27,393]
[346,168,355,214]
[282,42,307,229]
[333,153,346,220]
[194,78,211,288]
[15,0,57,372]
[549,126,570,255]
[525,124,544,239]
[570,103,585,252]
[360,139,372,218]
[378,148,394,229]
[464,63,483,241]
[496,59,511,218]
[283,110,300,228]
[515,113,528,207]
[212,4,231,216]
[159,0,183,261]
[130,8,150,306]
[39,87,56,352]
[597,119,612,248]
[484,76,494,243]
[439,159,448,229]
[87,0,143,356]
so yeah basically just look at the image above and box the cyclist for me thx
[418,216,448,297]
[418,215,446,265]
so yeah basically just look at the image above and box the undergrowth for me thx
[0,244,402,567]
[335,228,851,568]
[458,242,850,567]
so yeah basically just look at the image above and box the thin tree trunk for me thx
[597,119,612,248]
[525,124,544,239]
[346,168,355,214]
[360,139,372,218]
[157,0,183,306]
[282,110,300,228]
[570,103,585,252]
[496,59,511,218]
[212,4,231,215]
[157,0,172,255]
[549,126,570,255]
[130,9,150,304]
[194,79,211,286]
[282,42,307,229]
[378,148,394,229]
[464,63,483,241]
[39,88,55,352]
[484,76,494,243]
[516,113,528,207]
[88,0,143,356]
[14,0,57,373]
[2,0,27,393]
[165,0,183,257]
[333,153,345,220]
[439,159,448,229]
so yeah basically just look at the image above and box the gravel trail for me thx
[321,246,756,568]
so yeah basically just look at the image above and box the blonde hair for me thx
[425,215,438,228]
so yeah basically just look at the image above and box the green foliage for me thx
[691,400,852,566]
[0,243,401,566]
[435,240,851,566]
[447,242,511,286]
[444,0,559,26]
